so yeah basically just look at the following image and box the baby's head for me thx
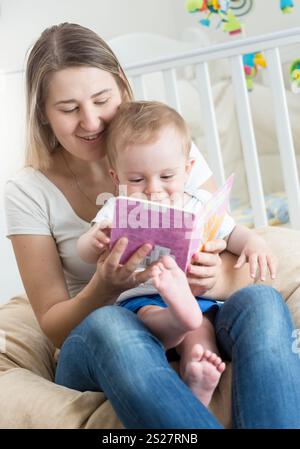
[106,101,193,203]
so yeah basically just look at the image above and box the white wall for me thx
[1,0,300,303]
[0,0,178,73]
[1,0,300,72]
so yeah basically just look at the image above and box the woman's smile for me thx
[77,131,104,144]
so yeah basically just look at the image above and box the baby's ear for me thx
[109,169,120,185]
[185,158,195,176]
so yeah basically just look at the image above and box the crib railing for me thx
[123,28,300,229]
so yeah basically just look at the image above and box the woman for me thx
[4,23,300,428]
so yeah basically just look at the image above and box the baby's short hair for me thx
[105,101,191,168]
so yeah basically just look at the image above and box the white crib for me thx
[110,28,300,229]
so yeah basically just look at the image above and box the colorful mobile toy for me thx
[290,59,300,93]
[280,0,294,13]
[185,1,297,92]
[185,0,242,35]
[243,52,267,91]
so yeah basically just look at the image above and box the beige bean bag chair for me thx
[0,226,299,429]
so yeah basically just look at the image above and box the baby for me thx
[77,101,277,407]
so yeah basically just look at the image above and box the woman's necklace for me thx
[60,151,99,210]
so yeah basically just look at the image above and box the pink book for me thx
[110,174,234,272]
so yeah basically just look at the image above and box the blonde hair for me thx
[106,101,191,168]
[25,22,133,170]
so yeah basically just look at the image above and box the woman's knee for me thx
[226,284,285,316]
[215,285,293,360]
[71,305,162,351]
[216,284,290,337]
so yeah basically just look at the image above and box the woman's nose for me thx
[79,108,101,132]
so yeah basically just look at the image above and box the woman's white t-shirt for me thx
[4,143,212,297]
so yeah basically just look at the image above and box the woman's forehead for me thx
[46,66,118,100]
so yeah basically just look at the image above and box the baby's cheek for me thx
[126,185,144,197]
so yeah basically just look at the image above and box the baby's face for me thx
[110,126,193,205]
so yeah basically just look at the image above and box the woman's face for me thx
[44,66,123,161]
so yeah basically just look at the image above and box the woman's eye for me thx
[62,107,78,113]
[61,99,108,113]
[95,99,109,105]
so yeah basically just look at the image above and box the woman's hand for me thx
[186,239,227,296]
[93,237,153,297]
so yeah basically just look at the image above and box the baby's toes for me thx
[160,255,178,270]
[217,361,226,373]
[203,349,214,361]
[150,265,161,276]
[204,350,221,366]
[158,262,167,274]
[191,344,204,362]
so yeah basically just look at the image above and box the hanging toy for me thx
[290,59,300,93]
[222,9,243,35]
[280,0,294,13]
[243,52,267,91]
[185,0,242,35]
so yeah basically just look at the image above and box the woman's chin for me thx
[84,145,107,161]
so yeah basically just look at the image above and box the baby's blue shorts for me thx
[119,293,223,315]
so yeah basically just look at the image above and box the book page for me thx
[192,174,235,252]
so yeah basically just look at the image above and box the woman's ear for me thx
[40,111,49,126]
[38,104,48,125]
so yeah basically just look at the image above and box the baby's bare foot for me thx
[151,256,202,331]
[182,344,226,406]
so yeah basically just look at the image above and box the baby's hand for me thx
[234,236,278,281]
[90,221,111,253]
[77,221,112,264]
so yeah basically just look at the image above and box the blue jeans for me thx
[55,285,300,428]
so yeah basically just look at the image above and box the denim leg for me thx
[55,305,223,429]
[215,285,300,429]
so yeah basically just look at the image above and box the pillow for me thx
[0,368,123,429]
[0,295,55,379]
[0,295,122,429]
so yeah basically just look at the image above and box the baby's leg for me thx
[138,305,192,349]
[176,317,226,407]
[137,256,202,350]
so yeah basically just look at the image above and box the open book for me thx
[110,174,234,272]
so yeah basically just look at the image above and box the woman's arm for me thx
[208,249,255,299]
[10,235,152,348]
